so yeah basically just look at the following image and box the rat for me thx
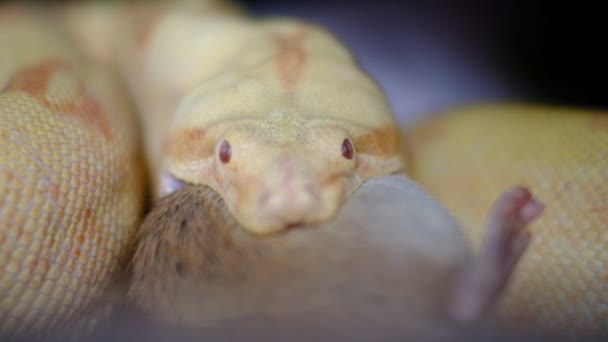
[126,174,544,341]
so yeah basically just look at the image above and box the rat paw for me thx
[488,186,544,234]
[449,186,544,323]
[485,186,544,274]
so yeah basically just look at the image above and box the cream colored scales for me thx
[125,12,405,234]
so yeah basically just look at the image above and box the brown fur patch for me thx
[3,60,112,139]
[164,128,216,162]
[354,125,402,156]
[129,185,253,313]
[272,30,308,90]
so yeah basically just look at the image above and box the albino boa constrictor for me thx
[0,0,606,340]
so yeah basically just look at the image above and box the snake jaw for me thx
[225,158,347,236]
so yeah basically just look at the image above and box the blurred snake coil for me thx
[0,5,145,339]
[405,104,608,337]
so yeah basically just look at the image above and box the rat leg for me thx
[449,186,545,323]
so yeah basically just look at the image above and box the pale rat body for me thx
[128,175,544,339]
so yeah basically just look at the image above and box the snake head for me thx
[160,54,405,235]
[162,118,404,235]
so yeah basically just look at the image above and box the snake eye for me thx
[341,138,354,160]
[219,140,231,164]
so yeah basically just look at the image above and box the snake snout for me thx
[257,157,323,228]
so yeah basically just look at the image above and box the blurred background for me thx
[240,0,606,124]
[4,0,605,124]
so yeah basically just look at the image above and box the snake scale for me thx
[0,3,145,338]
[1,0,606,339]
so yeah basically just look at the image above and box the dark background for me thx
[3,0,605,123]
[242,0,606,124]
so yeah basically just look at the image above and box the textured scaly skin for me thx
[0,5,144,338]
[405,104,608,337]
[109,2,405,235]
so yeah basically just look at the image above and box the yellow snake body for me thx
[406,104,608,336]
[0,6,144,338]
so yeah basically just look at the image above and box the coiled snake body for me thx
[406,105,608,337]
[0,5,144,337]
